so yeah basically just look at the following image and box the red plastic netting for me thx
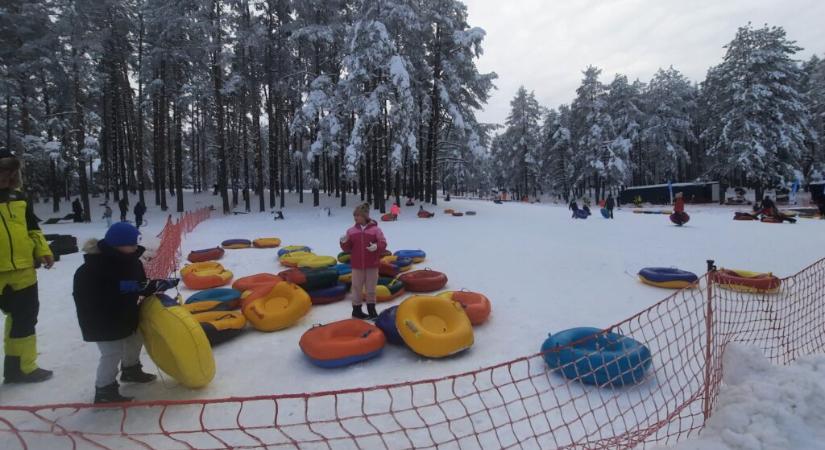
[2,253,823,449]
[144,208,211,279]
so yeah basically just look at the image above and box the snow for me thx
[661,344,825,450]
[2,192,824,446]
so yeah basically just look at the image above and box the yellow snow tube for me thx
[396,295,473,358]
[139,296,215,388]
[241,282,312,331]
[298,255,337,269]
[279,251,315,268]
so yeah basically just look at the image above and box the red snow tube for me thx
[711,269,781,293]
[417,210,434,218]
[232,273,282,292]
[452,212,464,217]
[670,212,690,225]
[398,269,448,292]
[187,247,225,263]
[761,216,783,223]
[381,213,397,222]
[734,212,757,221]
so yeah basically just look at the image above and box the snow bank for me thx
[663,344,825,450]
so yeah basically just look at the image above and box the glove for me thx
[340,235,348,243]
[367,242,378,252]
[141,278,180,296]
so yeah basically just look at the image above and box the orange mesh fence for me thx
[2,256,823,449]
[144,208,211,279]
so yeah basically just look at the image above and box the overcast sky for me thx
[463,0,825,125]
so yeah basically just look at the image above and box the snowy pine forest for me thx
[2,2,825,216]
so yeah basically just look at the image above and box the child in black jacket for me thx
[73,222,176,403]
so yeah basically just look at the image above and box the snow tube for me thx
[337,252,351,263]
[711,269,781,294]
[187,247,225,263]
[438,291,491,326]
[734,212,758,221]
[279,251,315,267]
[185,288,242,308]
[181,262,233,290]
[278,267,339,291]
[298,255,337,269]
[222,239,252,249]
[600,208,610,219]
[573,209,589,219]
[399,269,448,292]
[396,295,473,358]
[139,295,215,388]
[466,211,477,216]
[335,263,352,283]
[541,327,652,387]
[381,213,397,222]
[364,277,406,303]
[379,256,413,277]
[444,209,455,215]
[192,311,246,346]
[670,212,690,226]
[240,282,312,332]
[394,249,426,263]
[299,319,386,368]
[375,306,404,345]
[637,267,699,289]
[451,212,464,217]
[253,237,281,248]
[277,245,311,257]
[417,210,434,218]
[232,273,282,292]
[308,282,349,305]
[182,300,235,315]
[761,216,783,223]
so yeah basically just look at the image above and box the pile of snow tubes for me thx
[670,212,690,226]
[375,306,404,345]
[399,269,448,292]
[278,245,311,257]
[379,255,413,277]
[222,239,252,249]
[541,327,652,387]
[395,249,426,263]
[232,273,282,292]
[299,319,386,368]
[191,311,247,346]
[308,283,349,305]
[438,291,491,325]
[337,252,351,263]
[240,282,312,332]
[365,277,405,303]
[181,262,233,290]
[187,247,225,263]
[139,295,215,388]
[335,263,352,283]
[252,237,281,248]
[297,255,337,269]
[278,267,339,291]
[637,267,698,289]
[395,295,473,358]
[279,251,315,267]
[711,269,781,294]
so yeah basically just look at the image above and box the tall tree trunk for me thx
[174,95,184,212]
[136,13,146,204]
[212,0,230,214]
[71,47,91,222]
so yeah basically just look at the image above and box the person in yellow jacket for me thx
[0,148,54,383]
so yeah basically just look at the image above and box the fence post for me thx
[703,259,716,421]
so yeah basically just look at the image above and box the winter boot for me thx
[94,382,133,404]
[4,356,53,384]
[352,305,368,319]
[120,363,157,383]
[366,304,378,320]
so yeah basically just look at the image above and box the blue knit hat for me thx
[104,222,141,247]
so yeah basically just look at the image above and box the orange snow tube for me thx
[181,262,233,290]
[253,237,282,248]
[299,319,386,368]
[438,291,491,325]
[711,269,781,294]
[232,273,283,292]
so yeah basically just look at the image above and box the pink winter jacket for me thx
[340,221,387,270]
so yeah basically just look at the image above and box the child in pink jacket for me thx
[340,203,387,319]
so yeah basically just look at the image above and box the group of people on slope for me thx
[73,196,146,229]
[569,194,616,219]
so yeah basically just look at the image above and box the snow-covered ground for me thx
[2,192,824,409]
[662,344,825,450]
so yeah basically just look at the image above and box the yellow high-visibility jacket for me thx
[0,189,52,273]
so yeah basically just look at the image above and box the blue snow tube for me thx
[277,246,311,257]
[574,209,589,219]
[600,208,610,218]
[335,263,352,276]
[186,288,241,305]
[541,327,652,387]
[375,306,404,345]
[638,267,698,289]
[394,250,426,263]
[307,283,349,305]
